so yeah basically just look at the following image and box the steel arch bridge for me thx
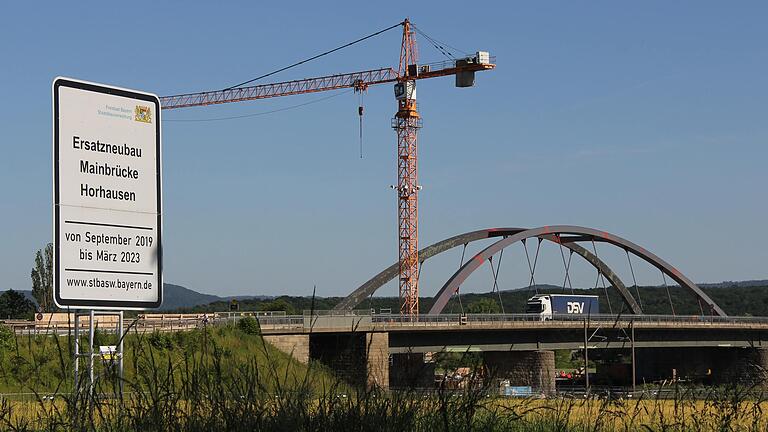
[333,225,727,317]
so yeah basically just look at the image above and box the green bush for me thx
[147,331,174,350]
[93,328,118,347]
[237,316,260,335]
[0,325,14,352]
[174,328,203,352]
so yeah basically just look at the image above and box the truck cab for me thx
[526,295,553,320]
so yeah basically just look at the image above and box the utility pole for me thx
[584,318,590,393]
[631,319,636,394]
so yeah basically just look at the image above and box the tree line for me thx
[5,243,768,319]
[172,284,768,317]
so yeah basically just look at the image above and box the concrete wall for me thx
[390,352,435,389]
[264,333,768,391]
[635,347,768,386]
[483,350,556,394]
[366,332,389,389]
[722,347,768,385]
[307,332,392,389]
[263,334,310,364]
[309,333,368,386]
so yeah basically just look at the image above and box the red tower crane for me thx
[160,19,495,315]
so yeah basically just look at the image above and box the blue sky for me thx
[1,2,766,299]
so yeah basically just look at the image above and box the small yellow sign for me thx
[134,105,152,123]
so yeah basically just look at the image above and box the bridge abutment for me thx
[308,333,368,387]
[268,332,386,389]
[483,350,556,394]
[262,334,310,364]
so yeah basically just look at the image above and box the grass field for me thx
[0,320,334,394]
[0,322,766,431]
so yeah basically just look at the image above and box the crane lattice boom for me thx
[160,68,396,109]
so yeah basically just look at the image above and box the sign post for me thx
[53,77,162,391]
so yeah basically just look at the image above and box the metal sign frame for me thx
[53,77,163,310]
[74,310,125,393]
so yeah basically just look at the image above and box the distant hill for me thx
[502,280,768,292]
[6,280,768,316]
[0,284,270,311]
[156,284,271,310]
[14,290,35,304]
[700,280,768,289]
[161,284,222,310]
[500,284,562,293]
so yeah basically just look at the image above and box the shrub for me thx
[147,331,173,350]
[174,328,202,351]
[237,316,260,335]
[92,328,118,347]
[0,325,14,352]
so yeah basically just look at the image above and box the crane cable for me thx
[411,24,470,60]
[224,21,404,91]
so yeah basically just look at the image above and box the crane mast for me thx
[393,19,421,316]
[159,19,495,316]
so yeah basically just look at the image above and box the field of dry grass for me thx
[0,321,766,431]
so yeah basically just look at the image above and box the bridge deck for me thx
[256,314,768,334]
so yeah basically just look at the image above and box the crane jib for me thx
[159,59,495,110]
[160,68,398,110]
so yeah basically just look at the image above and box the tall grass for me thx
[0,322,765,431]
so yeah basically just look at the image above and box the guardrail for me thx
[9,312,768,336]
[258,312,768,328]
[372,313,768,325]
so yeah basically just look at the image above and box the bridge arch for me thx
[334,227,652,315]
[427,226,726,317]
[334,228,526,312]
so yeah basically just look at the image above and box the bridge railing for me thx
[12,311,768,336]
[368,313,768,326]
[254,312,768,330]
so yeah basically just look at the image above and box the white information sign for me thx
[53,78,162,309]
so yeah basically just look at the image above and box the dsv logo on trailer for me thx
[567,302,585,314]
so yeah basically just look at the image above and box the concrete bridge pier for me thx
[482,350,556,394]
[635,347,768,386]
[366,332,390,389]
[715,347,768,385]
[390,352,435,389]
